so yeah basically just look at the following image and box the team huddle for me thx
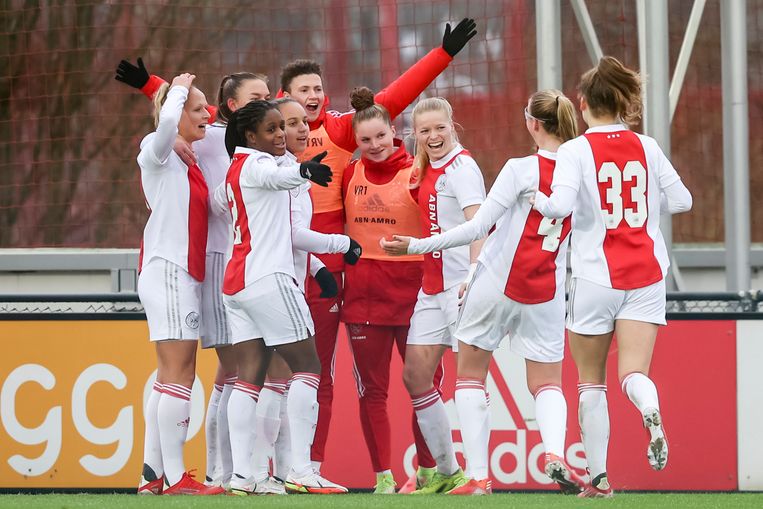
[116,17,692,498]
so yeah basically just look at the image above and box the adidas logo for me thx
[359,193,390,213]
[177,417,190,428]
[329,303,339,313]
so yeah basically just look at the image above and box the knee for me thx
[402,364,429,396]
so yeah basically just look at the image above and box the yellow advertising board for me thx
[0,320,217,488]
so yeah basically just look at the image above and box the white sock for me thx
[142,382,163,479]
[578,384,609,480]
[534,385,567,458]
[204,383,223,481]
[621,372,660,415]
[311,460,322,474]
[217,375,236,482]
[158,383,192,486]
[251,380,286,481]
[455,378,490,480]
[412,387,458,475]
[227,381,260,480]
[274,388,292,479]
[287,373,319,478]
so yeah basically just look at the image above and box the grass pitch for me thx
[0,493,761,509]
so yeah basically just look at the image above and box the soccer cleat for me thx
[446,477,492,495]
[373,472,397,494]
[544,453,585,494]
[397,466,436,494]
[643,408,668,471]
[411,468,467,494]
[254,476,287,495]
[137,464,163,495]
[228,474,258,496]
[163,471,226,495]
[578,473,614,498]
[285,471,349,494]
[137,475,164,495]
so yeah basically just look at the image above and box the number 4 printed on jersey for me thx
[598,160,647,229]
[537,217,564,252]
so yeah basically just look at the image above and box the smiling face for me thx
[278,101,310,156]
[414,109,456,162]
[245,108,286,156]
[285,73,324,123]
[354,117,396,163]
[178,87,210,143]
[229,78,271,113]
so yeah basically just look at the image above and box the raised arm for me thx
[141,75,194,165]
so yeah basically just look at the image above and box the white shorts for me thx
[566,277,667,335]
[223,272,314,347]
[407,285,460,351]
[200,252,232,349]
[138,258,202,341]
[455,265,565,362]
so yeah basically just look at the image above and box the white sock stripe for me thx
[162,386,191,401]
[534,384,563,398]
[292,373,320,390]
[163,383,192,395]
[620,372,641,393]
[578,384,607,393]
[412,391,441,409]
[152,382,164,392]
[233,382,261,400]
[213,384,224,393]
[224,376,237,385]
[456,380,486,391]
[263,384,286,395]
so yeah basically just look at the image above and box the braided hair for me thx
[224,99,279,157]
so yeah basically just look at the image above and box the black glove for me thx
[441,18,477,57]
[314,267,338,298]
[299,151,332,187]
[115,57,150,89]
[344,238,362,265]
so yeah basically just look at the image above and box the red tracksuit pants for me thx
[346,323,443,473]
[306,271,342,463]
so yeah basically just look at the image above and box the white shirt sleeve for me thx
[309,255,326,276]
[243,156,306,190]
[140,86,187,167]
[451,157,486,210]
[533,143,580,218]
[211,182,230,218]
[290,190,350,254]
[408,195,506,254]
[655,142,682,190]
[660,180,693,214]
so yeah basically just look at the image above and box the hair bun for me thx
[350,86,375,111]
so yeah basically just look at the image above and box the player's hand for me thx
[525,187,538,205]
[115,57,150,89]
[300,151,332,187]
[441,18,477,57]
[531,190,550,211]
[380,235,412,256]
[344,237,362,265]
[314,267,338,298]
[174,135,196,166]
[171,73,195,91]
[458,263,477,307]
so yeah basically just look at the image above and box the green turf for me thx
[0,493,761,509]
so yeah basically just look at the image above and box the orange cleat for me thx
[137,475,164,495]
[544,453,585,494]
[578,473,614,498]
[446,478,492,495]
[164,471,226,495]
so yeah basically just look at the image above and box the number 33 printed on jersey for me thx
[597,160,647,229]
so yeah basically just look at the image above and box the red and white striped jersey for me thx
[408,150,570,304]
[551,124,683,290]
[222,147,307,295]
[417,144,485,295]
[481,152,571,303]
[193,122,232,254]
[137,86,208,282]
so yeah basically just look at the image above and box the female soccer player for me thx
[340,87,440,493]
[250,97,360,494]
[219,100,347,495]
[384,96,486,494]
[135,73,224,496]
[532,56,693,498]
[116,60,271,488]
[383,90,584,496]
[276,19,477,469]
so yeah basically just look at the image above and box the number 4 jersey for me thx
[551,124,687,290]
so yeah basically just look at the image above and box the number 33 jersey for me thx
[553,124,684,290]
[479,150,571,304]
